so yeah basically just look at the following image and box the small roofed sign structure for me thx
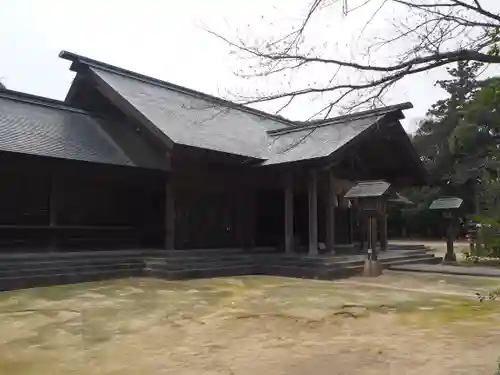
[345,180,398,276]
[344,180,391,200]
[429,197,464,211]
[429,196,463,262]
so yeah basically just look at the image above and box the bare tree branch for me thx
[210,0,500,118]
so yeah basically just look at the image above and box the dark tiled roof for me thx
[0,91,163,169]
[429,197,463,210]
[60,51,416,166]
[91,67,287,159]
[263,114,382,165]
[344,180,391,198]
[286,102,412,131]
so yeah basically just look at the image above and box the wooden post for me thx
[363,214,382,276]
[238,186,254,249]
[284,172,294,254]
[247,190,255,249]
[325,171,335,253]
[444,218,457,262]
[369,216,378,261]
[379,213,388,251]
[165,180,175,250]
[348,205,354,245]
[308,170,318,256]
[48,175,58,251]
[360,214,366,251]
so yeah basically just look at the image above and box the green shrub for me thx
[466,216,500,260]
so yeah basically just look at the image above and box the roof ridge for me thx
[304,102,413,125]
[59,50,295,126]
[267,102,413,136]
[0,89,95,116]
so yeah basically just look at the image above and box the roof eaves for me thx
[268,102,413,136]
[59,50,295,127]
[305,102,413,125]
[0,89,95,116]
[267,112,382,137]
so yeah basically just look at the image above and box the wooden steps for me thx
[0,247,442,291]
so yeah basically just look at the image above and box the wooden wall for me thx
[0,152,165,251]
[171,154,255,249]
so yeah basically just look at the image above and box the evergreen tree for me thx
[393,62,488,237]
[412,61,485,214]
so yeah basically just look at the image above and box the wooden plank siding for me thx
[0,152,165,251]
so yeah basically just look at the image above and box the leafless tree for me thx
[210,0,500,118]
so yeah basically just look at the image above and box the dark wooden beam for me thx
[165,179,175,249]
[49,174,58,251]
[245,189,256,249]
[379,213,388,251]
[369,216,378,260]
[308,170,318,256]
[325,170,336,253]
[284,171,294,254]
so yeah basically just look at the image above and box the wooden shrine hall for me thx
[0,51,426,255]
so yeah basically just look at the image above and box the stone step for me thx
[149,264,259,280]
[145,260,258,272]
[383,255,442,267]
[0,262,142,278]
[143,255,264,265]
[144,248,252,258]
[263,265,360,280]
[0,268,141,292]
[0,249,144,261]
[0,245,442,291]
[276,249,429,262]
[387,244,429,251]
[0,257,143,270]
[272,253,436,269]
[388,263,500,277]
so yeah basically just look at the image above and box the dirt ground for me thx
[1,272,500,375]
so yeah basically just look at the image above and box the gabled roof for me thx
[60,51,416,166]
[0,89,165,169]
[272,102,412,134]
[429,197,463,210]
[61,51,293,159]
[345,180,391,199]
[264,114,385,165]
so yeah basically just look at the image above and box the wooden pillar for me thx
[349,206,354,245]
[48,175,58,251]
[284,172,294,254]
[165,179,175,250]
[308,170,318,256]
[325,171,335,253]
[379,214,388,251]
[246,190,256,249]
[444,218,457,262]
[369,216,378,260]
[360,215,366,251]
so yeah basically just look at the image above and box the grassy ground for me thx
[1,273,500,375]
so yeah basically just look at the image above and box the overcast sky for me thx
[0,0,497,132]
